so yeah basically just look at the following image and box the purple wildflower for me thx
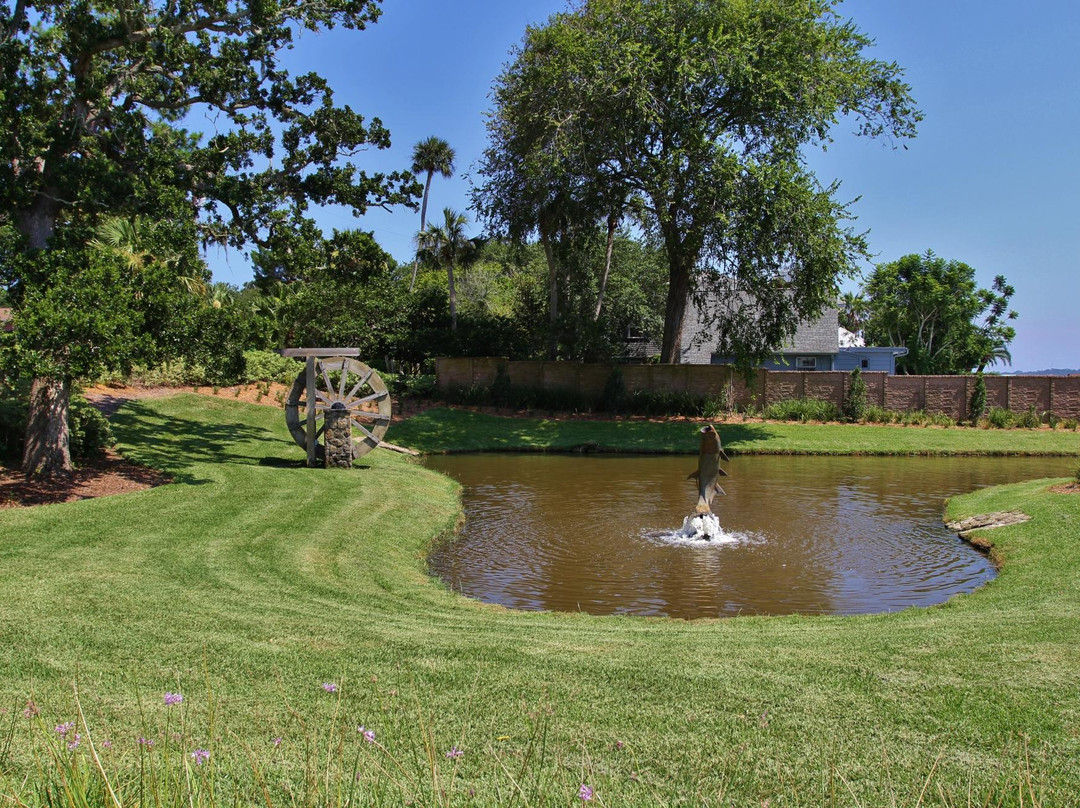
[358,725,375,744]
[190,748,210,765]
[101,740,113,749]
[273,737,282,747]
[164,692,183,706]
[445,746,464,759]
[55,721,75,736]
[23,701,40,719]
[614,740,624,750]
[137,737,155,747]
[321,682,338,693]
[67,734,81,751]
[579,784,594,802]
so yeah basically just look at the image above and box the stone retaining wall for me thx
[435,357,1080,420]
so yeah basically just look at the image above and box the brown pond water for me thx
[425,454,1074,619]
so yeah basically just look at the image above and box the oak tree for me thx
[475,0,919,367]
[0,0,417,474]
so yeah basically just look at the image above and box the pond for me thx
[425,454,1073,619]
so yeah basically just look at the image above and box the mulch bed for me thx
[0,450,171,509]
[1049,482,1080,494]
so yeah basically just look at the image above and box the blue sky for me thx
[205,0,1080,372]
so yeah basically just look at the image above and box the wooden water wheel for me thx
[282,349,391,464]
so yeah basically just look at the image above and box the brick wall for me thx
[434,358,1080,419]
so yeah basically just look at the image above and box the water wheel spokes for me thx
[284,357,392,461]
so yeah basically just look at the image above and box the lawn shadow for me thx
[111,400,300,479]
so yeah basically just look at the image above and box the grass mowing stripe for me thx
[0,394,1077,804]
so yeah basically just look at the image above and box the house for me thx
[678,295,907,374]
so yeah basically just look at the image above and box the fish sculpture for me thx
[689,424,729,515]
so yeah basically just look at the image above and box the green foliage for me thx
[0,398,24,459]
[242,351,303,385]
[970,372,988,424]
[281,230,413,362]
[762,398,841,423]
[489,364,514,407]
[68,396,115,458]
[601,367,627,413]
[2,246,157,382]
[621,389,729,419]
[1064,419,1079,432]
[863,405,898,424]
[1017,406,1042,430]
[864,252,1017,374]
[843,368,869,422]
[982,407,1043,431]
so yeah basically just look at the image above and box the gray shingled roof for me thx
[679,290,839,362]
[784,309,839,354]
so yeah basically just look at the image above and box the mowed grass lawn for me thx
[0,395,1078,805]
[392,406,1080,456]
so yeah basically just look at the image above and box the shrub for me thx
[0,398,24,459]
[968,372,987,424]
[489,364,514,407]
[1063,418,1079,431]
[68,394,115,457]
[601,367,627,413]
[243,350,303,385]
[899,409,930,427]
[927,411,956,428]
[0,393,113,461]
[986,407,1015,429]
[1016,406,1041,429]
[864,405,897,424]
[762,398,840,423]
[843,368,869,422]
[130,359,207,387]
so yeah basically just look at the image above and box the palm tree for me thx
[418,208,475,332]
[90,216,206,296]
[977,341,1013,373]
[839,290,870,337]
[410,136,456,292]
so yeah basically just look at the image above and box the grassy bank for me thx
[1,394,1078,805]
[393,406,1080,456]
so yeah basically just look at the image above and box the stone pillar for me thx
[324,404,353,468]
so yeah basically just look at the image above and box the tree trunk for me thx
[17,193,60,249]
[593,213,617,321]
[409,170,435,293]
[659,248,694,364]
[23,376,73,477]
[539,222,559,359]
[18,194,73,477]
[447,262,458,332]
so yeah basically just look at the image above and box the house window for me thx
[861,358,869,369]
[795,357,817,370]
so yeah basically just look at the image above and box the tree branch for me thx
[2,0,26,43]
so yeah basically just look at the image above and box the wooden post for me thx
[305,356,317,467]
